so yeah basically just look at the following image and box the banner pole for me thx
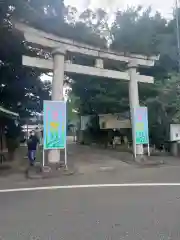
[147,144,150,156]
[42,149,45,167]
[132,108,136,158]
[64,145,68,170]
[64,100,68,169]
[134,143,137,158]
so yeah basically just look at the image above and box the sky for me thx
[64,0,175,19]
[42,0,175,83]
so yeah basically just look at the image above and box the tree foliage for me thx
[1,1,180,145]
[68,6,180,145]
[0,0,55,117]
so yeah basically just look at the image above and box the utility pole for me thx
[175,0,180,72]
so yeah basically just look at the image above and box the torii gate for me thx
[15,22,158,164]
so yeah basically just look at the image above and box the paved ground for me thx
[1,163,180,190]
[1,142,180,189]
[1,141,179,175]
[1,143,180,239]
[58,143,176,173]
[1,186,180,239]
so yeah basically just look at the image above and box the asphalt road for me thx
[1,186,180,240]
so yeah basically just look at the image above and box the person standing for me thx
[27,130,39,166]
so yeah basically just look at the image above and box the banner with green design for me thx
[43,101,66,149]
[134,107,149,145]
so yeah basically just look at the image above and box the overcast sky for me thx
[65,0,175,19]
[42,0,176,82]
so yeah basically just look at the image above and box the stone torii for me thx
[14,22,158,164]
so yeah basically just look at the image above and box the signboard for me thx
[170,124,180,142]
[81,115,91,130]
[43,101,66,149]
[99,114,131,129]
[134,107,149,144]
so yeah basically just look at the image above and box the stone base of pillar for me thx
[42,164,73,178]
[134,154,148,163]
[46,163,64,171]
[48,150,60,164]
[171,142,179,157]
[133,145,145,162]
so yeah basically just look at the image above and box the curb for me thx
[137,160,164,167]
[25,166,75,179]
[98,166,116,172]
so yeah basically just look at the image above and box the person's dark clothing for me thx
[27,135,39,150]
[28,150,36,165]
[27,135,39,166]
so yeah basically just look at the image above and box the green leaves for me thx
[2,1,180,146]
[0,0,54,116]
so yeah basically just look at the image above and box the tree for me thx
[0,0,58,117]
[2,0,180,147]
[67,6,180,146]
[110,7,180,145]
[0,1,108,117]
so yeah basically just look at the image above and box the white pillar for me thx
[128,61,144,159]
[48,47,66,164]
[95,58,103,68]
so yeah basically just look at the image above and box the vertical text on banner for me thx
[43,101,66,149]
[134,107,149,145]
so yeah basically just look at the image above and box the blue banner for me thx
[134,107,149,144]
[43,101,66,149]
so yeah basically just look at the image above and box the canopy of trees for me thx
[1,0,180,145]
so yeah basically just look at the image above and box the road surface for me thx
[1,144,180,239]
[1,185,180,239]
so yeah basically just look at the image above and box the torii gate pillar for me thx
[128,61,144,160]
[48,48,66,164]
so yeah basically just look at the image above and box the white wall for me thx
[99,114,131,129]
